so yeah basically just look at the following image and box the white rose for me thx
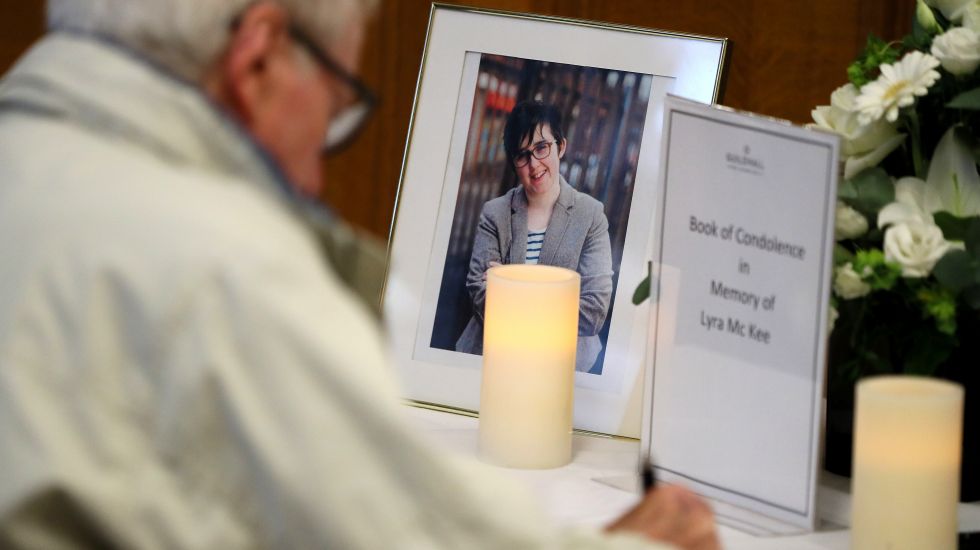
[834,263,872,299]
[883,221,954,277]
[811,84,904,179]
[931,27,980,75]
[925,0,978,22]
[965,3,980,31]
[835,201,869,240]
[828,304,839,333]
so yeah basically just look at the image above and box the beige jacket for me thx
[455,180,614,372]
[0,33,665,549]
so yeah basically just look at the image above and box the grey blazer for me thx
[455,179,614,372]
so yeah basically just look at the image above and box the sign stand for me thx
[640,96,841,533]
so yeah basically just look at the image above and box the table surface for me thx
[406,405,980,549]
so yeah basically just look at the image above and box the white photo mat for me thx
[641,96,840,531]
[383,4,727,437]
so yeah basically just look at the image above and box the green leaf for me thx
[853,249,901,290]
[910,18,929,46]
[834,244,855,265]
[948,87,980,110]
[903,329,955,375]
[837,178,858,201]
[843,167,895,217]
[933,212,977,241]
[847,35,901,88]
[967,217,980,259]
[847,63,868,88]
[632,273,650,305]
[910,0,940,47]
[963,285,980,309]
[917,285,958,335]
[932,249,976,292]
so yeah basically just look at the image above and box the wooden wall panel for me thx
[331,0,913,237]
[0,1,912,238]
[0,0,44,75]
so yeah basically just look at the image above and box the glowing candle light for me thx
[851,376,963,549]
[478,264,579,469]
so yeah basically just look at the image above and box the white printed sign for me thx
[641,96,840,532]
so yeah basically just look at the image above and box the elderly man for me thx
[0,1,718,548]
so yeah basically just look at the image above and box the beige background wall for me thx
[0,0,913,238]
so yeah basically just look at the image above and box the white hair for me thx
[46,0,378,81]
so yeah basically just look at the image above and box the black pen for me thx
[641,455,657,493]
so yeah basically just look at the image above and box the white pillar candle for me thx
[478,264,579,469]
[851,376,964,549]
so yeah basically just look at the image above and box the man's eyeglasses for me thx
[286,25,378,155]
[513,140,558,168]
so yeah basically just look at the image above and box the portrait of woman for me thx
[426,54,653,377]
[454,101,614,372]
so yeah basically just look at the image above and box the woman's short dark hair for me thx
[503,100,566,167]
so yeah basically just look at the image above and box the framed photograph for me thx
[383,3,727,437]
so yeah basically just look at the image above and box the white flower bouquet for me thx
[812,0,980,383]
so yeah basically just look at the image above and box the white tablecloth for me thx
[405,404,980,549]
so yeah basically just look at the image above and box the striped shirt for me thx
[526,230,545,264]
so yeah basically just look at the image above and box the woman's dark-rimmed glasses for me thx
[513,141,558,168]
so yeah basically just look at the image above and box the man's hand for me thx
[606,485,720,550]
[481,261,502,281]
